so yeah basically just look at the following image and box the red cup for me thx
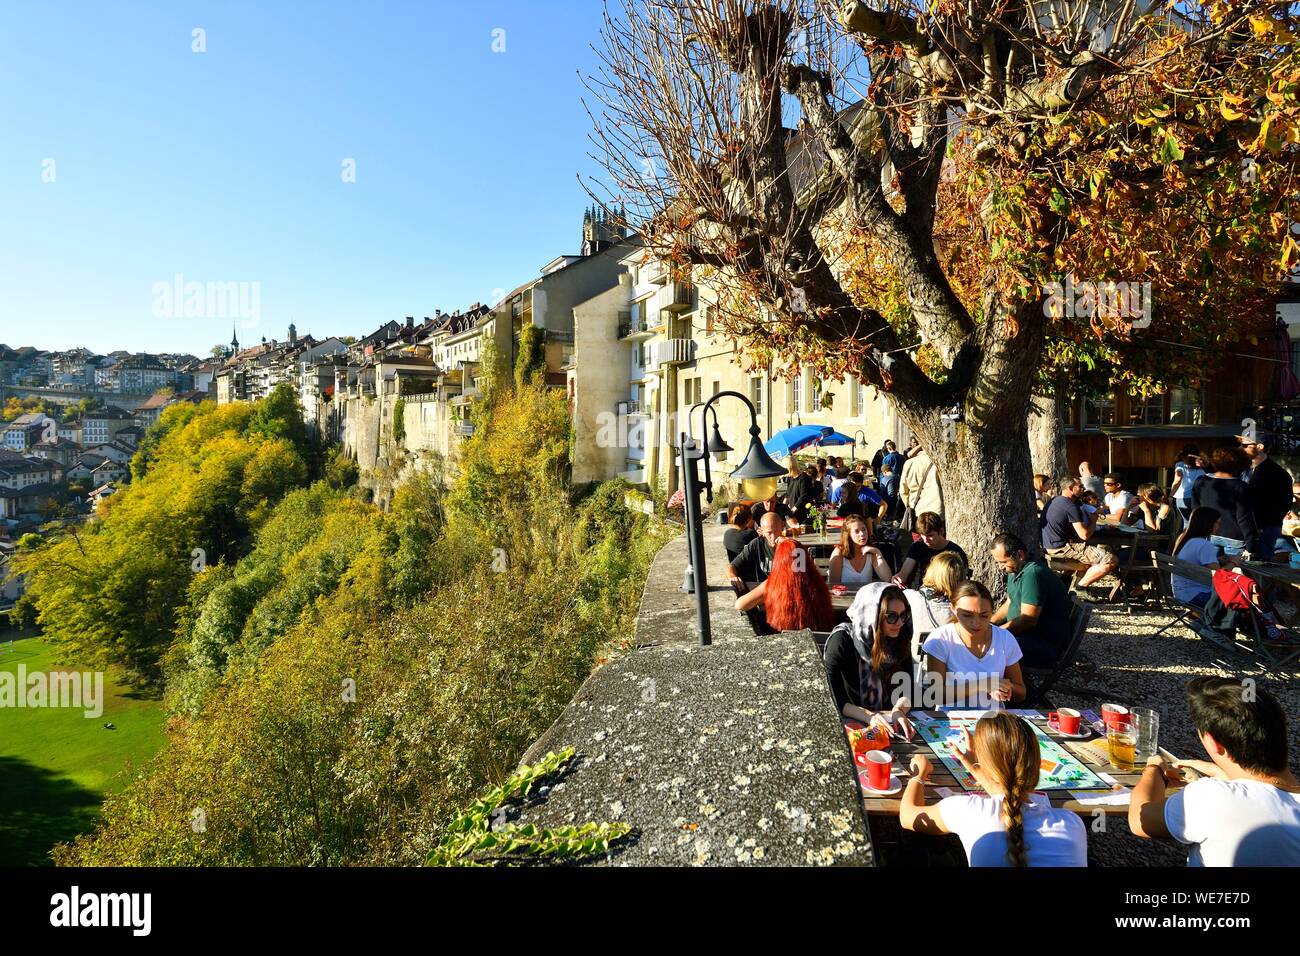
[1048,708,1082,735]
[1102,703,1131,731]
[865,750,893,791]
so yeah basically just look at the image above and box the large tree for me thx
[587,0,1299,578]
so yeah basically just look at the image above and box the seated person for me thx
[723,504,758,563]
[905,549,965,636]
[1103,473,1138,520]
[750,490,797,530]
[990,533,1071,668]
[835,479,869,521]
[900,712,1087,867]
[727,512,784,585]
[1128,483,1173,533]
[921,581,1027,708]
[892,512,968,588]
[1171,507,1222,608]
[823,583,916,737]
[736,538,836,632]
[1129,676,1300,866]
[1042,478,1118,588]
[829,515,892,586]
[1033,474,1052,518]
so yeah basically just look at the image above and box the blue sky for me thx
[0,1,616,356]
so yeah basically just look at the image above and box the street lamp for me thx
[677,390,785,646]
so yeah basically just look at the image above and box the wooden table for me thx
[1089,525,1168,604]
[850,709,1173,817]
[1237,559,1300,589]
[829,584,865,611]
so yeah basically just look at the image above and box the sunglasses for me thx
[884,610,910,625]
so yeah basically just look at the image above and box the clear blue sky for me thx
[0,1,615,356]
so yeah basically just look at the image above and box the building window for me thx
[1060,396,1081,432]
[1168,388,1203,426]
[1084,394,1116,429]
[791,375,801,415]
[856,378,866,417]
[704,304,715,333]
[711,380,720,397]
[685,377,702,406]
[749,376,763,415]
[809,373,822,412]
[1129,393,1165,426]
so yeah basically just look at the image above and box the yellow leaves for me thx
[1249,14,1281,40]
[1252,116,1274,153]
[1220,93,1250,122]
[1281,232,1300,274]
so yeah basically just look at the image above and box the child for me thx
[899,712,1087,866]
[1128,676,1300,866]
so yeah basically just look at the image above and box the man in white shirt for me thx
[1102,473,1137,519]
[1129,676,1300,866]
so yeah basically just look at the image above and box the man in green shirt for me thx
[990,532,1072,667]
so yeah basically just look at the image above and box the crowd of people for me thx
[716,436,1300,867]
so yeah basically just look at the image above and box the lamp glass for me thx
[740,475,778,501]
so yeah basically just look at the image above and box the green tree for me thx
[17,394,312,683]
[513,324,546,391]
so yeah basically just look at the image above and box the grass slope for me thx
[0,633,166,866]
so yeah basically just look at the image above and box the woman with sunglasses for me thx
[921,581,1027,709]
[823,582,917,740]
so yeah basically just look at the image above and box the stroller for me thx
[1199,568,1300,672]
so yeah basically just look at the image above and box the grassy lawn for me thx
[0,632,166,866]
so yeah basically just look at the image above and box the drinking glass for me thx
[1131,707,1159,761]
[1107,730,1137,771]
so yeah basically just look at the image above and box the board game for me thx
[916,715,1108,792]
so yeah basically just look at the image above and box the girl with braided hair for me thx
[899,712,1087,867]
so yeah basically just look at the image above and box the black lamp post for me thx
[852,429,867,467]
[677,391,785,646]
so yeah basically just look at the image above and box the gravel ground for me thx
[1046,588,1300,866]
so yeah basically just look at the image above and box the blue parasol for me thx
[763,425,857,459]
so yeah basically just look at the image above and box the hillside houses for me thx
[0,344,197,393]
[206,208,901,494]
[3,413,54,451]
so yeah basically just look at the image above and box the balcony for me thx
[661,281,695,314]
[453,421,475,436]
[648,338,696,369]
[617,311,656,341]
[617,399,648,417]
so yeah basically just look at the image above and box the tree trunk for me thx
[887,299,1045,590]
[1028,392,1069,484]
[930,420,1040,593]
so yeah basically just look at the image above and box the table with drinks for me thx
[849,703,1177,817]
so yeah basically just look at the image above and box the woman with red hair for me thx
[735,538,837,632]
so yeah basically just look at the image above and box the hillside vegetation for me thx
[13,380,665,864]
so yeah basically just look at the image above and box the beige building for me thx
[568,248,908,494]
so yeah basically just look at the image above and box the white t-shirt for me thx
[1164,778,1300,867]
[939,792,1087,867]
[921,623,1023,709]
[1105,490,1137,516]
[1172,537,1219,602]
